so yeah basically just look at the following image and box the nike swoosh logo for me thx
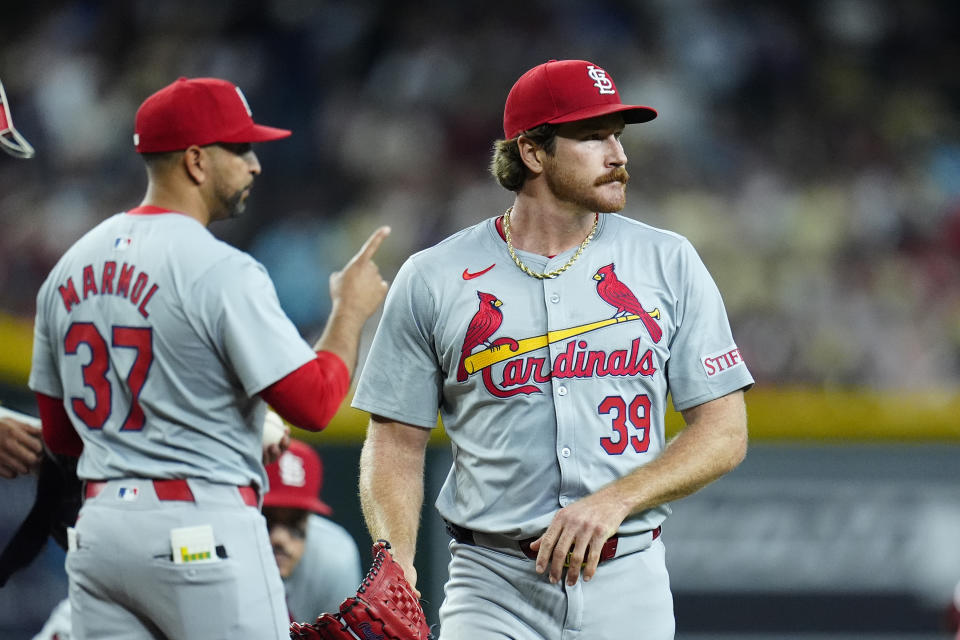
[462,264,495,280]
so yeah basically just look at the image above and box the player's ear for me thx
[517,135,545,176]
[182,145,208,185]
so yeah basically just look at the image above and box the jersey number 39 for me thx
[64,322,154,431]
[598,394,651,454]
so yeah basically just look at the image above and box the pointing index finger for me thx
[356,226,391,262]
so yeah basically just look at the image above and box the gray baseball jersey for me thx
[283,514,363,621]
[353,213,753,539]
[29,211,316,489]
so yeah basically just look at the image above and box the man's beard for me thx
[544,164,630,213]
[222,187,248,218]
[211,173,251,220]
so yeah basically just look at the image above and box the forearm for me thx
[36,393,83,458]
[260,352,350,431]
[311,301,368,379]
[601,390,748,518]
[310,225,389,378]
[358,416,430,575]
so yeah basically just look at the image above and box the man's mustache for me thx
[596,168,630,185]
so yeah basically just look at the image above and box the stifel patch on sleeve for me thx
[701,345,745,377]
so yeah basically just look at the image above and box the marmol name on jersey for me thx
[56,261,159,318]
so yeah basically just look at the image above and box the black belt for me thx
[445,519,660,564]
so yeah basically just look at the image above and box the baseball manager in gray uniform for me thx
[352,59,753,639]
[28,77,389,640]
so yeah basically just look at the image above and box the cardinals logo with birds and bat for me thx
[457,263,662,398]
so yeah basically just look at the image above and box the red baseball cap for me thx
[263,439,332,516]
[503,60,657,139]
[134,77,291,153]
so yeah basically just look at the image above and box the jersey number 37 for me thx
[64,322,154,431]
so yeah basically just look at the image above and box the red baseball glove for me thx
[290,540,434,640]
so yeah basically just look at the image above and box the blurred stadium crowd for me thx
[1,0,958,390]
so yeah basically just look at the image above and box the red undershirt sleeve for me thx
[35,392,83,457]
[260,350,351,432]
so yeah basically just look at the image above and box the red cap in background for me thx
[263,439,332,516]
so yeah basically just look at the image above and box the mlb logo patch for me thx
[117,487,140,501]
[114,236,132,250]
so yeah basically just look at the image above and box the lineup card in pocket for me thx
[171,525,219,564]
[0,405,41,428]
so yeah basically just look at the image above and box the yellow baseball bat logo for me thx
[464,310,660,374]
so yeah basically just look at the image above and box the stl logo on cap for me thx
[501,59,656,139]
[234,86,253,117]
[587,65,616,95]
[263,439,332,515]
[277,451,307,488]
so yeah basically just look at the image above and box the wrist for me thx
[328,300,370,327]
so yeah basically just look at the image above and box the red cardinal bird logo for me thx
[593,263,662,343]
[457,291,504,381]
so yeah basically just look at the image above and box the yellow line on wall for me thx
[4,314,956,442]
[297,387,960,445]
[0,312,33,385]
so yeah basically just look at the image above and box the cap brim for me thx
[1,128,36,159]
[220,123,292,144]
[0,80,35,159]
[262,492,332,515]
[547,103,657,127]
[307,497,333,516]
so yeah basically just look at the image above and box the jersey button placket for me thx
[553,378,575,510]
[545,283,576,512]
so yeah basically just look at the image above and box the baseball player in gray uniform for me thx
[1,78,41,476]
[28,77,389,640]
[353,59,753,639]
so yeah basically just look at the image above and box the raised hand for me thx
[329,226,391,323]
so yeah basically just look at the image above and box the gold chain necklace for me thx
[502,207,598,279]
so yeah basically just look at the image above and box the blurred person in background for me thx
[263,438,362,621]
[0,79,42,479]
[948,578,960,639]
